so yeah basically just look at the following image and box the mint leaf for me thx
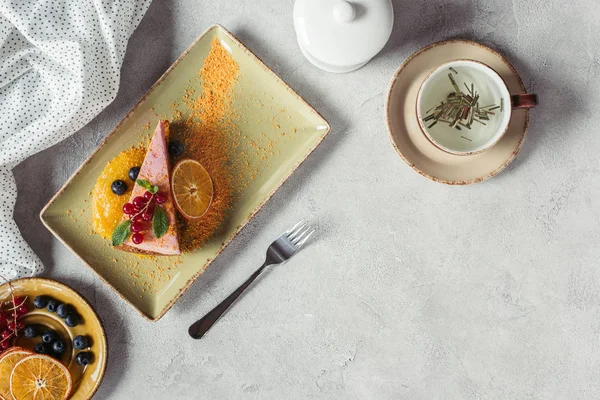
[152,206,169,238]
[112,220,131,246]
[136,179,158,194]
[136,179,152,190]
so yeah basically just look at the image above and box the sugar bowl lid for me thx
[293,0,394,73]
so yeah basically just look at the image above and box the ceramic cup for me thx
[416,59,537,156]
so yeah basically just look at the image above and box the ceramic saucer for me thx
[385,40,530,185]
[0,278,107,400]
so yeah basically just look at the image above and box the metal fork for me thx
[188,220,315,339]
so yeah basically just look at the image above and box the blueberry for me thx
[23,325,38,339]
[33,295,49,309]
[65,313,80,327]
[73,335,89,350]
[35,343,50,354]
[111,180,127,195]
[76,352,92,366]
[168,140,185,157]
[128,166,141,181]
[41,330,58,344]
[56,304,73,319]
[46,300,60,313]
[52,340,66,354]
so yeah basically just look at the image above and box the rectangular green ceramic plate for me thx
[40,25,330,320]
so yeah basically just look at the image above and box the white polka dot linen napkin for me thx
[0,0,152,280]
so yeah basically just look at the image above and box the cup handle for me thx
[511,94,537,109]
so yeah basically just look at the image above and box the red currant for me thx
[130,221,144,233]
[1,330,11,339]
[0,341,9,350]
[146,203,155,214]
[131,214,143,222]
[16,322,24,331]
[0,311,7,322]
[142,212,152,221]
[12,297,24,307]
[133,196,147,209]
[6,322,15,331]
[155,192,167,204]
[123,203,136,215]
[143,191,153,200]
[17,305,28,316]
[132,233,144,244]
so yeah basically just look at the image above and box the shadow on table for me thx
[13,157,56,273]
[495,48,583,175]
[380,0,583,179]
[12,0,177,278]
[58,275,131,400]
[173,26,350,317]
[14,0,176,396]
[381,0,477,59]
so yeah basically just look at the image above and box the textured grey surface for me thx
[11,0,600,399]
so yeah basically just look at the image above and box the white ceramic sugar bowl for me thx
[293,0,394,73]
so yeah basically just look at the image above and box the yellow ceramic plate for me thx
[0,278,107,400]
[40,25,330,320]
[386,40,529,184]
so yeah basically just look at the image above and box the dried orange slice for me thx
[0,347,32,400]
[10,354,72,400]
[171,159,214,220]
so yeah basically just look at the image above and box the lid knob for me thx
[333,0,356,23]
[293,0,394,73]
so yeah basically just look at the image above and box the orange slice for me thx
[10,354,72,400]
[171,159,214,220]
[0,347,32,400]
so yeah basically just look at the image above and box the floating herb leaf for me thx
[136,179,159,194]
[152,206,169,239]
[422,69,500,131]
[448,73,461,93]
[112,220,131,246]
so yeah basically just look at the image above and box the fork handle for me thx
[188,262,268,339]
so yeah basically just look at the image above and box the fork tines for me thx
[286,219,315,248]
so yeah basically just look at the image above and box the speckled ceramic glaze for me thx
[386,40,530,185]
[40,25,330,320]
[0,278,107,400]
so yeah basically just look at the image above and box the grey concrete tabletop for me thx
[12,0,600,399]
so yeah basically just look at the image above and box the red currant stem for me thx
[5,296,28,311]
[0,332,14,344]
[0,274,19,339]
[131,193,155,221]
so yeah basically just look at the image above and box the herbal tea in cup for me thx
[416,59,536,156]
